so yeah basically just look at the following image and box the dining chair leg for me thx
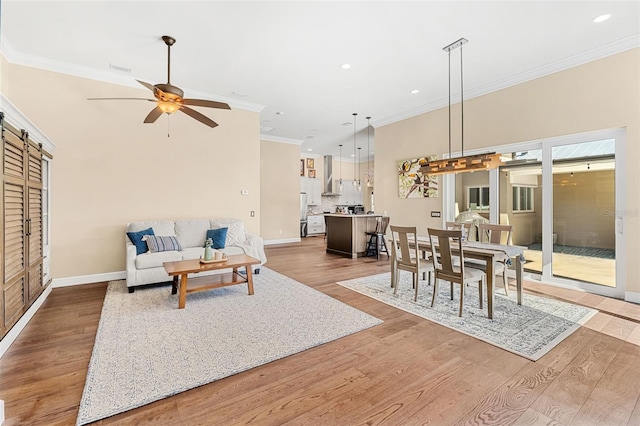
[458,284,464,317]
[450,282,454,300]
[478,278,484,310]
[431,279,439,307]
[413,273,419,301]
[503,268,509,296]
[393,270,399,294]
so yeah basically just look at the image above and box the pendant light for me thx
[352,113,358,186]
[357,147,362,191]
[338,144,343,192]
[420,38,502,175]
[366,116,372,187]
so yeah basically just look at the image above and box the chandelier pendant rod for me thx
[448,49,451,159]
[460,43,464,157]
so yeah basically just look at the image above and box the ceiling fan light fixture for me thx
[158,101,180,114]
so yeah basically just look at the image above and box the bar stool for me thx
[365,216,390,259]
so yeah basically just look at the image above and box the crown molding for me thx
[260,135,303,145]
[0,33,265,113]
[0,95,57,153]
[373,35,640,129]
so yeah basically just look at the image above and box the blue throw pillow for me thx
[126,228,155,255]
[205,227,228,249]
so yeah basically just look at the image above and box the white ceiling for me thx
[1,1,639,160]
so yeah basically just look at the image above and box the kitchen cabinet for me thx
[338,180,363,205]
[307,215,325,235]
[300,177,322,205]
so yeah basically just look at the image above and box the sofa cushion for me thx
[175,219,210,248]
[210,219,245,246]
[146,235,182,253]
[205,227,228,249]
[135,250,182,269]
[126,228,155,255]
[127,221,175,236]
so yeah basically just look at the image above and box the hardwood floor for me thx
[1,236,639,425]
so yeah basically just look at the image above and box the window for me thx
[467,186,489,210]
[512,186,534,212]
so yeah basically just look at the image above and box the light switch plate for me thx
[241,190,249,196]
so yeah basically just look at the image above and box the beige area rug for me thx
[76,268,382,425]
[337,272,597,361]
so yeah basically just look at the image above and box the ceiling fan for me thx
[88,35,230,128]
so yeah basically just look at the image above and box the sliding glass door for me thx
[446,128,625,298]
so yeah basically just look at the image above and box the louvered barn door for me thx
[26,142,43,304]
[2,128,27,333]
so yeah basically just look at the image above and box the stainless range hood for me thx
[322,155,341,196]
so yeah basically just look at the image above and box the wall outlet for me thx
[431,211,441,218]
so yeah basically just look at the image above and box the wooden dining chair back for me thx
[389,225,432,301]
[468,223,513,295]
[445,221,472,241]
[478,223,512,245]
[427,228,486,317]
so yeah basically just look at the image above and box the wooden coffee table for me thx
[163,254,261,309]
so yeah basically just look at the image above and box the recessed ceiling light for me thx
[275,111,285,115]
[341,64,351,69]
[305,135,315,139]
[307,148,313,152]
[342,122,352,126]
[351,154,355,157]
[109,63,132,73]
[593,14,611,23]
[410,89,420,94]
[260,126,275,132]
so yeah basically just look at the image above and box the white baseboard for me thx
[0,285,52,359]
[264,237,301,246]
[52,271,126,288]
[625,291,640,304]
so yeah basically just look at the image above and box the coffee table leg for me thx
[178,273,188,309]
[246,266,254,295]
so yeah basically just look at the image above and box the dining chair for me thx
[428,228,487,317]
[466,223,513,295]
[445,221,471,241]
[389,225,433,301]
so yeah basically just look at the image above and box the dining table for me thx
[408,237,526,319]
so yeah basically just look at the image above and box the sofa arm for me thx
[245,232,267,264]
[126,242,137,287]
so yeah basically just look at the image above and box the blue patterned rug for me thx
[76,268,382,425]
[337,273,597,361]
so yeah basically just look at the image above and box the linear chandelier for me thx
[420,37,502,176]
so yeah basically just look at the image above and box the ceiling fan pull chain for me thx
[167,115,170,138]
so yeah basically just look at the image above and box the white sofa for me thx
[125,218,267,293]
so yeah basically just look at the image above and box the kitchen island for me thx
[325,214,383,258]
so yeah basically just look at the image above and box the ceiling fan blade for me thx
[180,106,219,128]
[87,97,154,101]
[143,106,164,124]
[136,80,157,93]
[183,99,231,110]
